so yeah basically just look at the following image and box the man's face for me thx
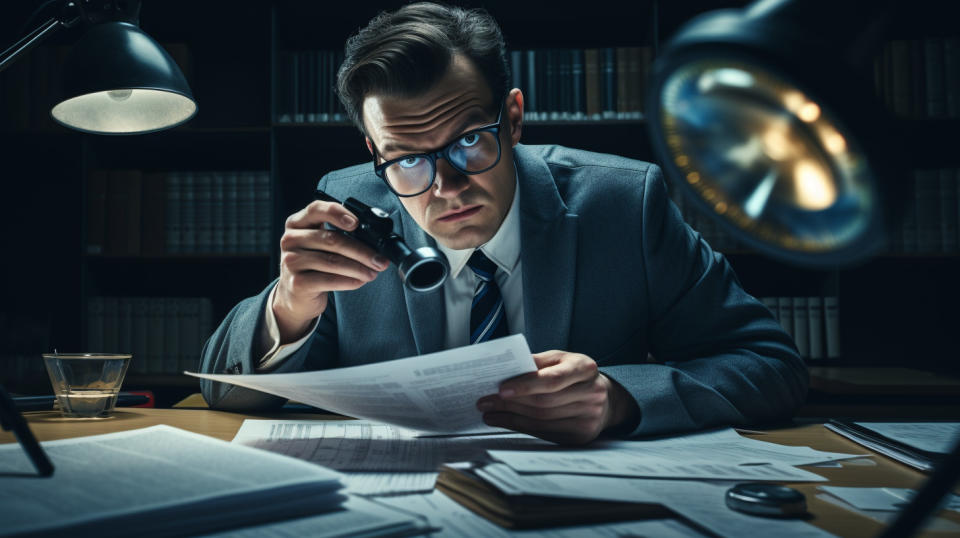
[362,55,523,250]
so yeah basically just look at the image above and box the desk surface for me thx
[3,408,958,537]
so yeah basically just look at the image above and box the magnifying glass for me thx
[726,483,808,517]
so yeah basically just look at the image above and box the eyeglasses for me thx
[373,103,504,197]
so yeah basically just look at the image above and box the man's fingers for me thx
[282,269,370,294]
[480,380,604,410]
[286,200,359,231]
[283,248,380,283]
[500,355,597,397]
[281,228,388,273]
[482,412,602,445]
[481,398,602,421]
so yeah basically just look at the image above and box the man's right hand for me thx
[273,199,389,343]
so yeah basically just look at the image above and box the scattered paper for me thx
[202,496,429,537]
[232,419,551,495]
[820,486,960,512]
[487,427,853,481]
[189,334,536,434]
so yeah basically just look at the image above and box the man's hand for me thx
[476,350,639,445]
[273,200,389,343]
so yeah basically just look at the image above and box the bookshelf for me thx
[1,0,958,404]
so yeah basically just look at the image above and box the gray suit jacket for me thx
[199,144,808,436]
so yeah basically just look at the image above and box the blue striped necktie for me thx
[468,250,509,344]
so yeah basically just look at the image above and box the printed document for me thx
[189,334,536,434]
[232,419,552,495]
[487,427,857,479]
[0,425,345,537]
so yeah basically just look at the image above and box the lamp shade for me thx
[51,21,197,134]
[646,0,899,266]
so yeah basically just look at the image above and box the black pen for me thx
[13,392,151,412]
[0,384,54,476]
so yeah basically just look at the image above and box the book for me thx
[777,297,794,340]
[584,49,601,118]
[807,296,824,360]
[792,296,809,358]
[0,425,346,537]
[164,172,182,254]
[436,461,671,529]
[824,296,840,359]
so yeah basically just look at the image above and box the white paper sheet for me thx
[189,334,536,434]
[853,422,960,454]
[819,486,960,512]
[201,496,429,537]
[377,490,708,538]
[232,419,552,495]
[487,427,850,481]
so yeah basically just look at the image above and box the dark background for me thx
[1,0,957,405]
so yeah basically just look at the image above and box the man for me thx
[200,2,807,444]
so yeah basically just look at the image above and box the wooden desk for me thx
[3,408,958,537]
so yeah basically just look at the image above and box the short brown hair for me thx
[336,2,509,133]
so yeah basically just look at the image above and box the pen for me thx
[14,392,151,412]
[0,384,54,476]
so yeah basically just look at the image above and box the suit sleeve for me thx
[199,176,342,411]
[598,165,809,436]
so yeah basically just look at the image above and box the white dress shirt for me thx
[258,175,524,370]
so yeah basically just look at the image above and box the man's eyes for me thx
[398,157,424,169]
[457,133,480,147]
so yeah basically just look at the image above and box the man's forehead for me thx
[366,95,493,154]
[363,54,495,155]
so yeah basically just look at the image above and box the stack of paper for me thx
[825,421,960,471]
[0,425,351,537]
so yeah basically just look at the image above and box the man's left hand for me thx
[477,350,638,445]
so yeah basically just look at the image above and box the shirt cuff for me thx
[258,284,320,372]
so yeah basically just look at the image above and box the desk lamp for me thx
[646,0,958,535]
[1,0,197,134]
[646,0,899,267]
[0,0,198,476]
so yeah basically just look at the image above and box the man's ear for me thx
[364,137,374,156]
[506,88,524,147]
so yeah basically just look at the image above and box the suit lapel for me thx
[515,145,578,353]
[395,208,447,355]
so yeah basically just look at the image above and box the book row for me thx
[509,47,651,121]
[275,49,348,124]
[273,46,652,124]
[891,167,960,253]
[86,296,213,376]
[875,36,960,119]
[85,169,273,256]
[760,296,840,360]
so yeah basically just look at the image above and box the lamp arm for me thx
[0,0,85,75]
[0,17,63,74]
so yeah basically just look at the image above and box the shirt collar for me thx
[438,170,521,279]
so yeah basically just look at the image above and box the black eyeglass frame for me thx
[372,100,506,198]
